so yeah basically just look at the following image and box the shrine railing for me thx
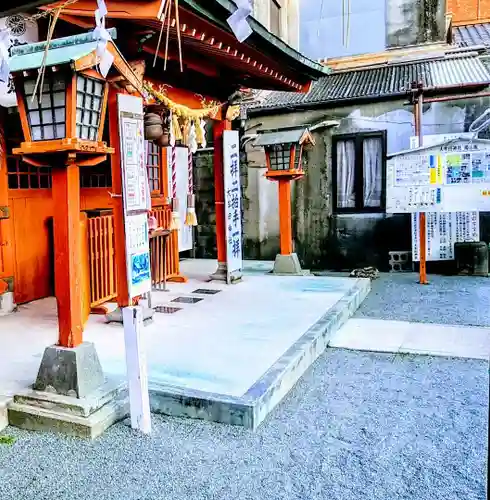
[87,215,117,308]
[84,205,180,310]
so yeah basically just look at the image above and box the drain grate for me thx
[171,296,203,304]
[192,288,221,295]
[154,306,182,314]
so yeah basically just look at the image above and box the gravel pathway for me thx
[0,349,487,500]
[354,273,490,326]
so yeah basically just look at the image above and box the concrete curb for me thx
[150,278,371,429]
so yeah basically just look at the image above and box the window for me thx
[270,0,281,37]
[23,75,66,141]
[332,132,386,213]
[267,144,292,170]
[80,161,112,188]
[7,155,52,189]
[146,141,161,194]
[76,75,104,141]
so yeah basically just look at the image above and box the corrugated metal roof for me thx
[453,23,490,48]
[255,128,307,146]
[249,54,490,114]
[388,137,490,158]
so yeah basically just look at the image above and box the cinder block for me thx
[389,250,412,272]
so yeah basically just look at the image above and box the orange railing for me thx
[84,205,180,310]
[87,215,117,308]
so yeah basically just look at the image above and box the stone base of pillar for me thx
[273,253,308,276]
[7,343,128,438]
[105,306,154,324]
[209,261,227,282]
[0,291,15,316]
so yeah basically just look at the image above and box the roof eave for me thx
[180,0,329,80]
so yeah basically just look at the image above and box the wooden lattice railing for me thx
[84,205,180,309]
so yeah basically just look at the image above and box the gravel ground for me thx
[0,349,487,500]
[354,273,490,326]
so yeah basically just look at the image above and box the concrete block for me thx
[1,397,10,431]
[0,291,15,316]
[273,253,305,275]
[34,342,104,398]
[105,306,154,324]
[8,379,129,439]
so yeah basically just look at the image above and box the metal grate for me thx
[267,144,291,170]
[76,75,104,141]
[192,289,221,295]
[171,296,203,304]
[154,306,182,314]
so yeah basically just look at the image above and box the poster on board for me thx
[411,211,480,261]
[386,139,490,213]
[117,94,151,299]
[223,130,242,283]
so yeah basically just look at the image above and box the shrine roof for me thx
[9,28,117,72]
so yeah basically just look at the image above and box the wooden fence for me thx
[84,205,180,310]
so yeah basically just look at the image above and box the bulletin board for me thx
[386,139,490,214]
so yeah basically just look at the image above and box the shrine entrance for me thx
[7,155,54,304]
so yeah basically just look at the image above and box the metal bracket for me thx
[0,206,10,220]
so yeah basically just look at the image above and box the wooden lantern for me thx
[256,127,315,268]
[7,29,144,348]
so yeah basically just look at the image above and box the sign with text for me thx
[387,139,490,213]
[223,130,242,283]
[117,94,151,299]
[411,211,480,261]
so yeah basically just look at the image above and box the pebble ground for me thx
[0,349,487,500]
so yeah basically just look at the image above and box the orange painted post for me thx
[213,119,232,278]
[415,90,428,285]
[278,178,293,255]
[51,164,83,348]
[108,87,130,307]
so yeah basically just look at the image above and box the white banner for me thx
[0,14,39,108]
[223,130,242,283]
[411,211,480,261]
[118,94,151,299]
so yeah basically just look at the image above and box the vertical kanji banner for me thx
[223,130,242,283]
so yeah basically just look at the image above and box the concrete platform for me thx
[0,260,370,431]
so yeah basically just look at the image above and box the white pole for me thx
[122,306,151,434]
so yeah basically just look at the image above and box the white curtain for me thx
[363,138,382,207]
[336,140,355,208]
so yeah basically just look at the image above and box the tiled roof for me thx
[453,23,490,48]
[248,54,490,114]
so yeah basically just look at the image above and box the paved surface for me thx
[354,273,490,326]
[0,264,363,399]
[331,318,490,359]
[0,349,487,500]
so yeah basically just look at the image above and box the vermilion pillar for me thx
[52,163,83,347]
[212,119,231,279]
[278,178,293,255]
[108,87,130,307]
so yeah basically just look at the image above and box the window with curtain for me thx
[332,132,386,213]
[270,0,281,37]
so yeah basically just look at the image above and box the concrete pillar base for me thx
[273,253,307,276]
[209,261,227,282]
[105,306,154,324]
[8,379,128,439]
[34,342,104,398]
[0,291,15,316]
